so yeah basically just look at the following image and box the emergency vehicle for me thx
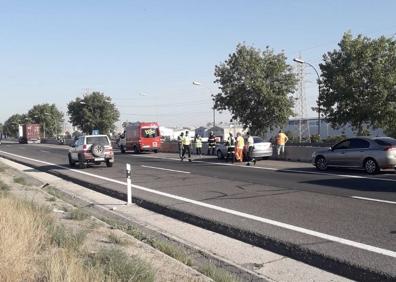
[119,122,161,153]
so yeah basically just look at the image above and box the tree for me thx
[319,32,396,135]
[68,92,120,134]
[27,104,64,138]
[3,114,25,137]
[213,44,298,135]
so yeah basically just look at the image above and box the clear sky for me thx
[1,0,395,129]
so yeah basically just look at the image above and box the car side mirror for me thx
[329,146,333,151]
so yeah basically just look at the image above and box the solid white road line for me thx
[1,150,396,259]
[141,165,191,174]
[351,196,396,205]
[40,150,51,153]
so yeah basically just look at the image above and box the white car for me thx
[216,136,273,160]
[68,135,114,169]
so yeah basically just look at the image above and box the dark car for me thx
[312,137,396,174]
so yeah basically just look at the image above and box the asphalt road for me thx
[1,142,395,280]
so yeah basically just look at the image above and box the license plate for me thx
[153,142,157,147]
[94,158,105,161]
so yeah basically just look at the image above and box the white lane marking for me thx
[133,154,396,182]
[351,196,396,205]
[40,150,50,153]
[141,165,191,174]
[1,150,396,258]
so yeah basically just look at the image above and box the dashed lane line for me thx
[141,165,191,174]
[351,196,396,205]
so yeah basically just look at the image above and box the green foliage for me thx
[319,31,396,135]
[48,224,88,252]
[214,44,298,135]
[67,208,90,221]
[86,247,155,282]
[13,176,26,185]
[67,92,120,134]
[28,103,64,138]
[199,263,239,282]
[3,114,24,137]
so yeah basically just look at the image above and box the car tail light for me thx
[384,146,396,151]
[83,144,87,151]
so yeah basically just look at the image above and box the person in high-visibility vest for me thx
[246,132,256,166]
[181,131,192,162]
[235,132,244,162]
[225,132,235,163]
[276,129,289,158]
[194,134,202,157]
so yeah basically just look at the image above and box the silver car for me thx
[312,137,396,174]
[216,136,273,160]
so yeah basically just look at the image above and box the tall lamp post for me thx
[192,81,216,127]
[293,58,321,138]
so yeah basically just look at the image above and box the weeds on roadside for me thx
[107,233,128,245]
[47,224,88,252]
[46,196,56,202]
[86,247,155,282]
[199,263,240,282]
[0,179,10,192]
[67,208,90,221]
[151,240,192,266]
[13,176,26,185]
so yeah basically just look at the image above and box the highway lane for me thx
[1,143,395,279]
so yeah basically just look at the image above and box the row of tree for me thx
[2,31,396,139]
[2,92,119,138]
[213,32,396,138]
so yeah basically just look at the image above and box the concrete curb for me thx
[1,154,393,281]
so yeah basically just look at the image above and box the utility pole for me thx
[295,55,309,142]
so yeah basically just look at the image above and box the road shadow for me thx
[299,177,396,193]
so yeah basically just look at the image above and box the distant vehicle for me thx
[216,136,273,160]
[18,124,41,144]
[68,135,114,169]
[119,122,161,153]
[312,137,396,174]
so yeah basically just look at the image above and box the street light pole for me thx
[192,81,216,127]
[293,58,321,138]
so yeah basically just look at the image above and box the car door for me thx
[348,138,370,167]
[71,137,82,160]
[327,140,352,166]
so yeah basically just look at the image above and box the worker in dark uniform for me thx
[207,131,216,156]
[177,132,184,159]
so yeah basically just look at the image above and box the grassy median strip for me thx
[0,192,155,282]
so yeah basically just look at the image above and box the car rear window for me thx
[374,138,396,146]
[86,136,109,145]
[253,137,264,143]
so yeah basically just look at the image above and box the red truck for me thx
[119,122,161,153]
[18,124,41,144]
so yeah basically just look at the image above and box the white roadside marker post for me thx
[126,163,132,205]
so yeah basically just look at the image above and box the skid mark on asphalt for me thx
[1,150,396,259]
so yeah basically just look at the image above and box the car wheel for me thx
[134,146,140,154]
[315,156,328,171]
[106,159,113,167]
[153,149,158,153]
[91,144,105,157]
[68,153,75,167]
[120,145,126,154]
[364,158,379,174]
[78,154,86,169]
[217,150,223,160]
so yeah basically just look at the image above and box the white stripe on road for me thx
[1,150,396,258]
[351,196,396,205]
[141,165,191,174]
[40,150,50,153]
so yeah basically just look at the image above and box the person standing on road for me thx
[177,132,184,158]
[194,134,203,157]
[207,131,216,156]
[276,129,288,158]
[225,132,235,163]
[235,132,244,163]
[246,132,256,166]
[181,131,192,162]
